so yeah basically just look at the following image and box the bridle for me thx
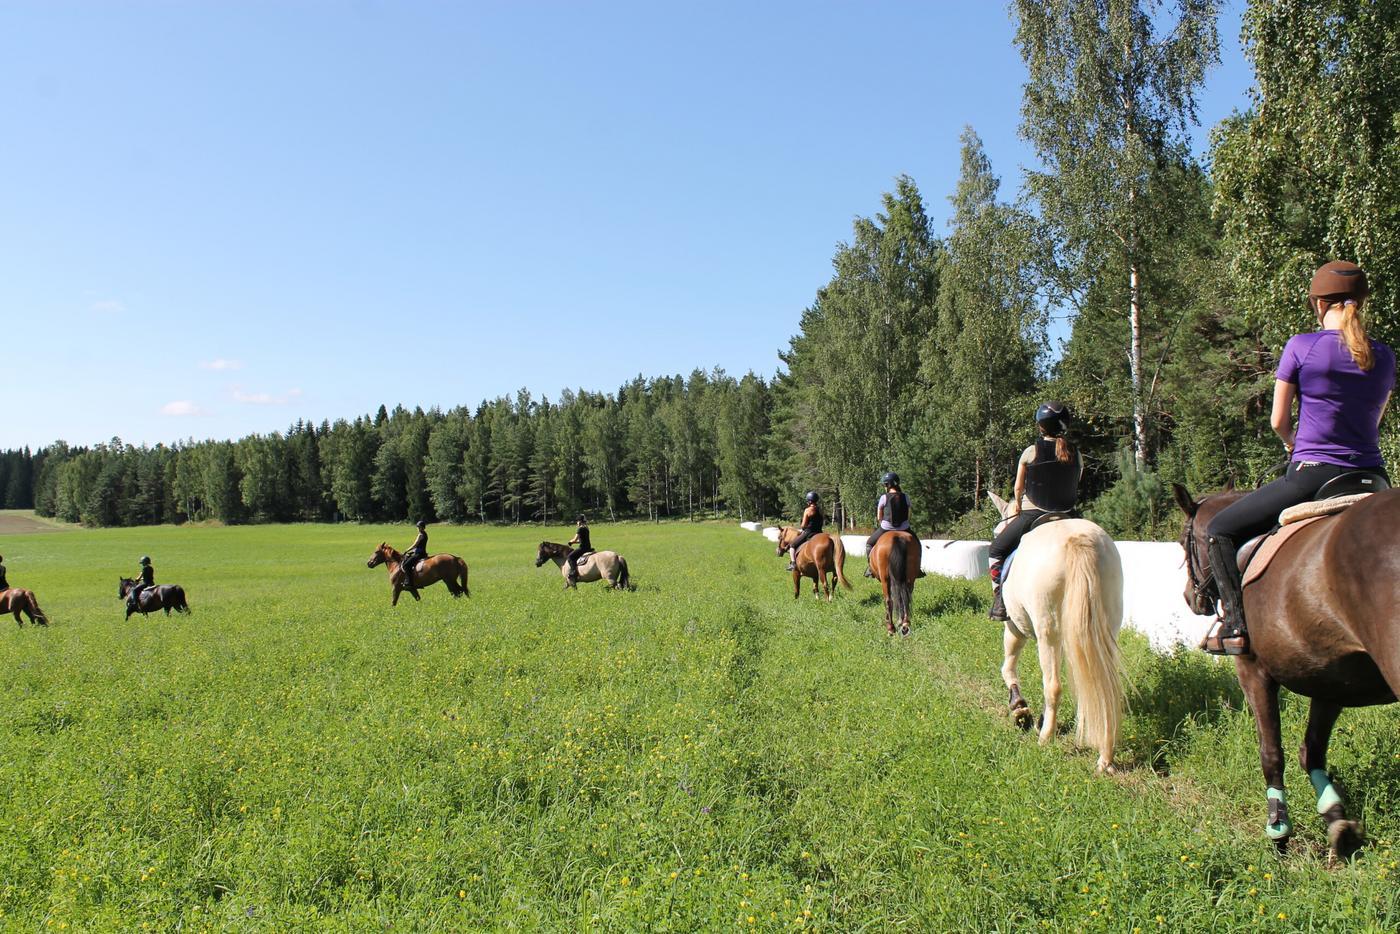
[1182,512,1218,605]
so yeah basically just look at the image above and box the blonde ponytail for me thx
[1055,436,1073,464]
[1337,300,1374,371]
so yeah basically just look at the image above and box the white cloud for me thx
[232,387,303,406]
[161,400,206,416]
[90,299,126,314]
[200,358,244,371]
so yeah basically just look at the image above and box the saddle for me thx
[1237,470,1388,587]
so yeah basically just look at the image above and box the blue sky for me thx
[1,1,1252,450]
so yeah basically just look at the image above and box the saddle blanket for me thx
[1279,492,1371,525]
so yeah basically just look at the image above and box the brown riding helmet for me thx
[1309,260,1369,303]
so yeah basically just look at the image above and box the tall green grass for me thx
[0,521,1396,930]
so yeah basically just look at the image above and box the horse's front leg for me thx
[1001,624,1033,730]
[391,584,401,607]
[791,567,801,600]
[1035,631,1062,746]
[1300,698,1363,863]
[1235,657,1291,849]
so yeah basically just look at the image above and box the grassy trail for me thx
[0,521,1397,930]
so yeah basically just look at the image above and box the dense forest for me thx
[4,0,1397,538]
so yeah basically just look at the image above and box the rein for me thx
[1183,513,1217,603]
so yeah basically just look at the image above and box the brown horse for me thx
[1174,484,1400,861]
[119,579,190,619]
[367,543,470,606]
[775,527,851,601]
[869,530,920,636]
[1,588,48,626]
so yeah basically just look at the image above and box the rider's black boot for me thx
[1202,536,1250,656]
[989,586,1008,621]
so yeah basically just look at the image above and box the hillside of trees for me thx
[4,0,1397,539]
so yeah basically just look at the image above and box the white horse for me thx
[988,492,1125,773]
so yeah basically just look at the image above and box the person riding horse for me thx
[785,491,823,571]
[397,520,429,598]
[567,515,594,583]
[127,555,155,613]
[0,554,8,591]
[864,472,919,578]
[987,402,1083,621]
[1201,260,1395,655]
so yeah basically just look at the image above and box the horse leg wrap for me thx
[1309,769,1342,816]
[1265,787,1291,840]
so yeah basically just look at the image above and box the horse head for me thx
[535,542,556,567]
[367,543,394,569]
[986,491,1014,535]
[775,526,794,556]
[118,577,133,597]
[1172,482,1232,617]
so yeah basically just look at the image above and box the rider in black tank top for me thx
[567,516,593,582]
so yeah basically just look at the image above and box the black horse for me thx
[119,578,191,619]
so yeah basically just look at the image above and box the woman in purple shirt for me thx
[1202,260,1395,655]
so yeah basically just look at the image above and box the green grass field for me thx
[1,519,1398,931]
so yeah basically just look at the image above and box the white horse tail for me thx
[1060,531,1123,764]
[833,534,852,590]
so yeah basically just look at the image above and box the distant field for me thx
[0,521,1397,930]
[0,510,73,535]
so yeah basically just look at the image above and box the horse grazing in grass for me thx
[869,529,919,636]
[988,492,1124,774]
[1174,484,1400,861]
[1,588,48,626]
[367,543,470,606]
[118,579,190,619]
[775,527,851,601]
[535,542,632,590]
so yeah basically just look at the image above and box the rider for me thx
[567,514,593,583]
[0,554,8,591]
[128,555,155,613]
[398,520,428,598]
[987,402,1082,621]
[864,472,919,578]
[1202,260,1395,655]
[785,491,824,570]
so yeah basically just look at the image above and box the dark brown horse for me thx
[1174,484,1400,861]
[1,588,48,626]
[119,579,190,619]
[775,527,851,601]
[869,530,920,636]
[367,543,470,606]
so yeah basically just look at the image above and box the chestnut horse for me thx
[367,543,470,606]
[1,588,48,626]
[1174,484,1400,861]
[775,527,851,601]
[869,529,919,636]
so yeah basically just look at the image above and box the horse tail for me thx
[175,586,191,614]
[458,557,471,597]
[618,556,632,591]
[887,537,912,621]
[833,534,852,590]
[27,592,48,626]
[1060,531,1123,765]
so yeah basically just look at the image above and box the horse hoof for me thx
[1272,836,1290,856]
[1012,706,1033,731]
[1327,820,1365,864]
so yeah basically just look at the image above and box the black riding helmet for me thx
[577,514,588,525]
[415,520,427,530]
[880,471,900,489]
[140,556,151,566]
[804,491,818,504]
[1035,402,1071,437]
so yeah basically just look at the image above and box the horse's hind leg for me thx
[1035,633,1063,746]
[1299,699,1363,863]
[1001,625,1033,730]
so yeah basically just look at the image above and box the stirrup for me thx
[1200,620,1250,656]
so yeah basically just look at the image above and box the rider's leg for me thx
[567,549,582,581]
[987,514,1035,622]
[864,529,884,578]
[404,552,420,597]
[787,530,812,570]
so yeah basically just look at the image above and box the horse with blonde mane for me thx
[775,527,851,601]
[988,492,1125,773]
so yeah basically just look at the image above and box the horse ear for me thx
[986,491,1011,519]
[1170,482,1198,517]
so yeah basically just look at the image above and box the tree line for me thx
[5,0,1398,538]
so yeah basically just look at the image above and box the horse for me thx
[1,588,48,626]
[988,492,1125,774]
[118,578,191,619]
[367,543,470,606]
[775,527,851,601]
[535,541,632,590]
[868,529,920,636]
[1173,483,1400,860]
